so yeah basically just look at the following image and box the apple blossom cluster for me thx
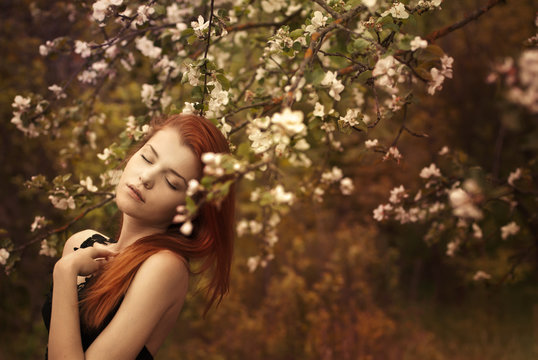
[487,49,538,113]
[428,55,454,95]
[373,147,528,264]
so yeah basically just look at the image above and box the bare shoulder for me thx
[62,229,109,257]
[133,250,189,299]
[139,250,189,280]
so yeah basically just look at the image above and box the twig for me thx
[425,0,506,42]
[283,4,367,108]
[225,9,302,32]
[200,0,216,115]
[312,0,339,19]
[367,79,382,128]
[13,195,116,252]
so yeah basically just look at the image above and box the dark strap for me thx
[73,234,112,251]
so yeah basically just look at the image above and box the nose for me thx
[139,169,155,189]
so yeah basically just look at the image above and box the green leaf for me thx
[351,38,370,53]
[306,67,326,86]
[187,35,197,45]
[185,196,197,214]
[356,70,372,84]
[191,86,204,100]
[290,29,304,39]
[216,74,230,90]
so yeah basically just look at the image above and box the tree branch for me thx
[200,0,216,115]
[283,4,366,108]
[13,195,115,252]
[312,0,339,19]
[425,0,506,42]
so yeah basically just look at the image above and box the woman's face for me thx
[116,127,200,229]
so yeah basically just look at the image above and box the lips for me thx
[127,184,145,203]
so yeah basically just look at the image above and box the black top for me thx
[42,234,153,360]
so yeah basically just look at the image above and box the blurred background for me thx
[1,0,537,359]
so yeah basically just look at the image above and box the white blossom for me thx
[446,238,460,257]
[449,188,483,220]
[78,70,97,84]
[182,102,196,114]
[271,108,306,136]
[383,146,402,162]
[135,37,162,59]
[473,270,491,281]
[321,166,343,183]
[389,185,408,204]
[472,223,483,239]
[247,256,260,272]
[420,163,442,179]
[39,239,57,257]
[74,40,92,58]
[428,67,445,95]
[219,117,232,137]
[48,195,76,210]
[305,11,327,35]
[261,0,285,13]
[271,185,294,205]
[249,220,263,234]
[186,179,201,197]
[438,146,449,155]
[31,216,46,232]
[136,5,155,25]
[97,147,112,162]
[321,71,345,101]
[192,15,209,37]
[180,220,193,236]
[48,84,66,99]
[500,221,520,240]
[92,0,109,21]
[381,2,409,19]
[340,177,354,195]
[12,95,31,110]
[339,109,361,127]
[80,176,98,192]
[141,84,156,108]
[0,248,9,266]
[365,139,378,149]
[373,203,393,221]
[410,36,428,51]
[313,102,325,117]
[507,168,522,186]
[236,219,249,237]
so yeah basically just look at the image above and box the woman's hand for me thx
[54,243,118,278]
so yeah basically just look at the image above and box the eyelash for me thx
[141,154,178,190]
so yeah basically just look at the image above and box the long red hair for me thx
[79,114,235,329]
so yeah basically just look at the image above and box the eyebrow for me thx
[147,144,188,186]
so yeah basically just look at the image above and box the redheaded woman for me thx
[42,114,235,359]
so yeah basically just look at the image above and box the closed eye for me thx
[141,154,153,164]
[166,178,178,190]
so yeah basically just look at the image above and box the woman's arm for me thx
[48,243,188,360]
[49,243,118,360]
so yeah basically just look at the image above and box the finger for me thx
[90,244,118,258]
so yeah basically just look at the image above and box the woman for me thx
[42,114,235,359]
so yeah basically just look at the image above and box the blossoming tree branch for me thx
[4,0,536,281]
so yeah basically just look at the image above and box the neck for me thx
[116,214,168,251]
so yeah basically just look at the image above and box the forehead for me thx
[145,127,200,179]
